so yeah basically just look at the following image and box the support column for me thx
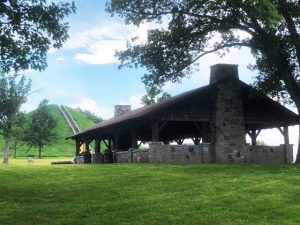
[192,137,201,145]
[113,132,120,150]
[95,139,101,153]
[278,126,290,144]
[130,128,138,149]
[247,129,261,146]
[75,139,81,156]
[151,120,167,142]
[151,121,159,142]
[93,139,102,163]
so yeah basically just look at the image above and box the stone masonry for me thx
[210,64,248,163]
[114,105,131,116]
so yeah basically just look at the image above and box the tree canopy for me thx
[23,99,57,158]
[107,0,300,162]
[0,0,76,73]
[141,87,171,105]
[0,74,31,164]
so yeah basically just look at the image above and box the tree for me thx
[0,0,76,73]
[141,86,171,105]
[106,0,300,162]
[11,112,26,158]
[0,74,31,164]
[23,99,57,158]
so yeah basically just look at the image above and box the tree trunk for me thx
[3,136,11,164]
[38,145,42,159]
[295,114,300,163]
[14,142,17,158]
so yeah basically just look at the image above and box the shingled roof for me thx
[68,79,299,140]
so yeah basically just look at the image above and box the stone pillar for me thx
[148,142,163,163]
[210,64,247,163]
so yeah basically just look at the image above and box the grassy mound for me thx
[0,105,101,158]
[0,162,299,225]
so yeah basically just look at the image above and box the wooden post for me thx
[278,126,289,145]
[192,137,201,145]
[151,121,159,142]
[113,132,120,150]
[95,139,101,153]
[247,129,261,146]
[108,139,112,150]
[85,140,90,151]
[75,139,81,156]
[130,128,138,149]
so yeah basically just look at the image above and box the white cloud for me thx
[56,57,65,61]
[64,22,159,65]
[120,95,143,110]
[68,97,113,119]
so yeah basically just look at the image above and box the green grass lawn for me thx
[0,161,300,225]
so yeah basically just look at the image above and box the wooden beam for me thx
[176,139,184,145]
[158,121,168,132]
[192,137,201,145]
[103,140,109,148]
[247,129,261,146]
[193,121,203,134]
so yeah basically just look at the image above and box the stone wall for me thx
[116,142,212,163]
[116,149,150,163]
[114,143,292,164]
[149,142,211,163]
[249,144,293,163]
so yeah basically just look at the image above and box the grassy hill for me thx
[0,105,101,158]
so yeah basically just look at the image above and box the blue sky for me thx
[22,0,299,155]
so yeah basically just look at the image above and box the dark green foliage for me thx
[0,0,76,73]
[0,74,31,163]
[141,86,171,105]
[23,99,58,158]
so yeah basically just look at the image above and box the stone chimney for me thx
[209,64,248,163]
[210,64,239,84]
[114,105,131,116]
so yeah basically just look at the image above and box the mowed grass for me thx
[0,160,300,225]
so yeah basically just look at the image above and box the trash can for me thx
[83,150,91,163]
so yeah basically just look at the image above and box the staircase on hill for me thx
[59,105,80,134]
